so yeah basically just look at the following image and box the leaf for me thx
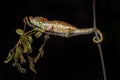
[16,63,27,73]
[13,46,21,64]
[16,28,25,35]
[20,53,26,64]
[20,36,32,53]
[34,32,42,38]
[28,56,36,73]
[34,28,43,32]
[20,68,27,73]
[22,41,32,53]
[39,46,44,57]
[44,35,50,42]
[29,62,36,74]
[28,36,33,43]
[14,46,21,58]
[23,43,29,53]
[27,42,32,53]
[4,51,14,63]
[34,44,45,63]
[21,36,28,42]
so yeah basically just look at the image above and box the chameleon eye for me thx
[32,20,38,26]
[39,21,42,24]
[34,21,41,26]
[30,19,35,24]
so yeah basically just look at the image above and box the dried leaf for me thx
[34,44,44,63]
[39,46,44,57]
[20,68,27,73]
[28,56,34,62]
[16,28,24,35]
[34,31,42,38]
[28,56,36,73]
[29,63,36,74]
[27,42,32,53]
[16,63,27,73]
[44,35,50,42]
[20,53,26,64]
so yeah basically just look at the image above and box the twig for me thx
[93,0,107,80]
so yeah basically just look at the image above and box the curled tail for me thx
[93,29,103,43]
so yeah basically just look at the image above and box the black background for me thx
[0,0,120,80]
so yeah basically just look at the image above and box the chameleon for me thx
[24,16,103,43]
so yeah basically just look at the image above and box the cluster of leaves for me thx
[4,27,49,74]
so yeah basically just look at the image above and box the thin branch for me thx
[93,0,107,80]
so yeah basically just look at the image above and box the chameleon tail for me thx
[68,28,103,43]
[93,29,103,43]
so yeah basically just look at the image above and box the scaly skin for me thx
[24,16,103,43]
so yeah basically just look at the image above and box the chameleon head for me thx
[29,16,43,27]
[28,16,48,29]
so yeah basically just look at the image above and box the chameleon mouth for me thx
[24,16,40,28]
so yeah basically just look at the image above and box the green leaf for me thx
[4,51,14,63]
[26,41,32,53]
[22,41,32,53]
[14,46,21,58]
[21,36,28,42]
[16,28,24,35]
[34,28,43,32]
[28,36,33,43]
[34,32,42,38]
[23,44,28,53]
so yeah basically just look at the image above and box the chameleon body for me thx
[25,16,103,43]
